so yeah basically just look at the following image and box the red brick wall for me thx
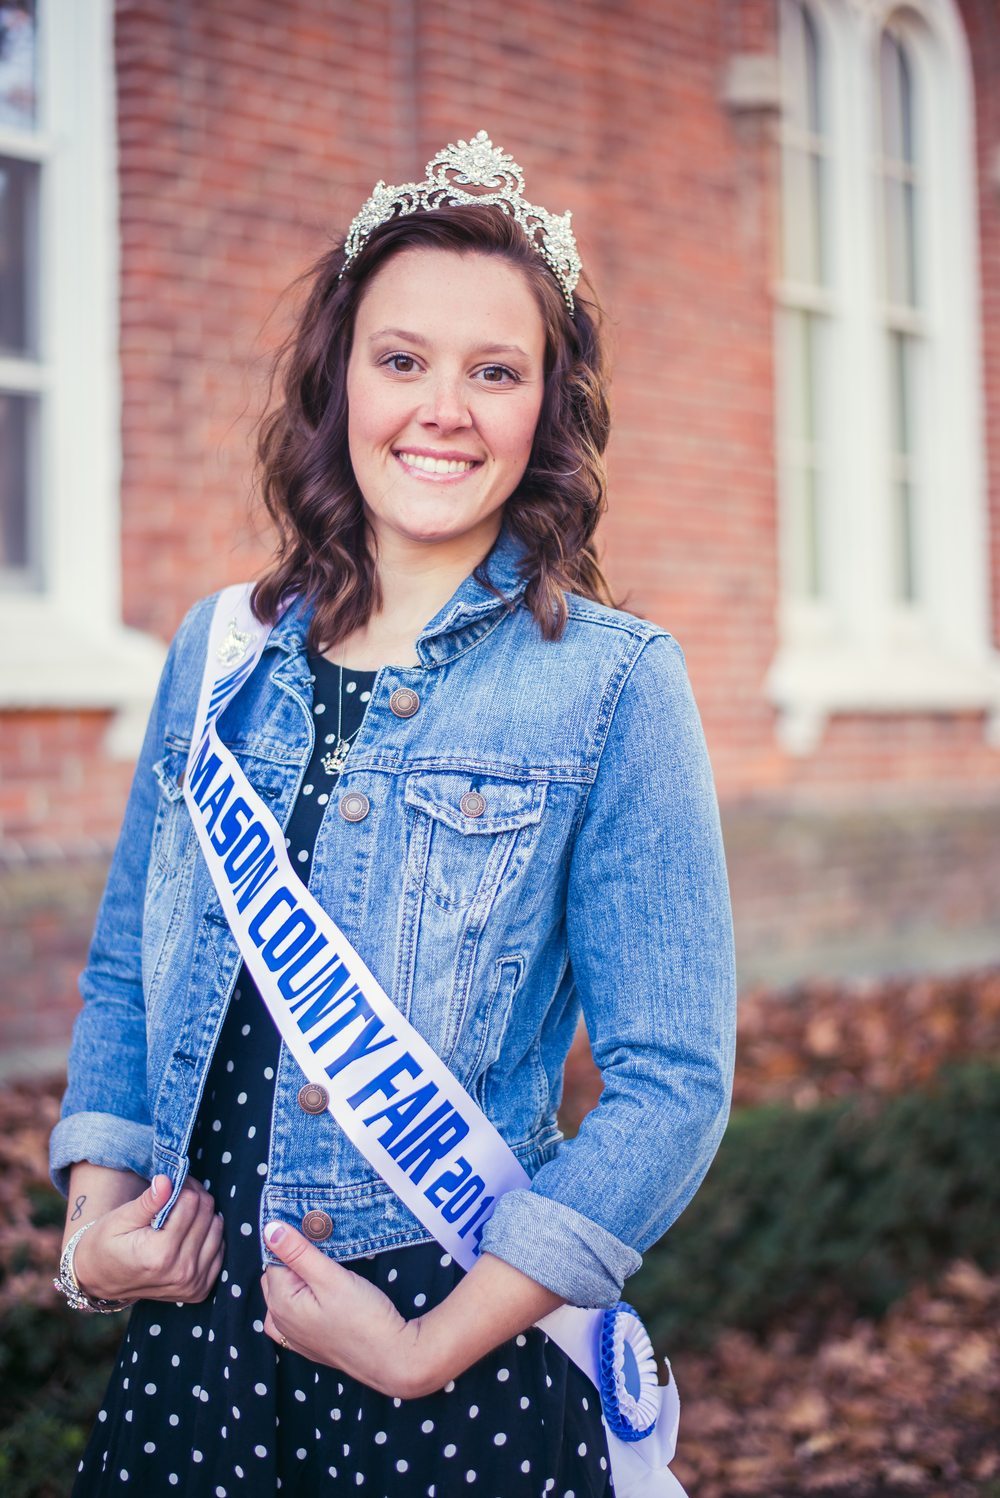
[0,712,133,860]
[3,0,1000,844]
[2,0,1000,1058]
[112,0,1000,808]
[958,0,1000,655]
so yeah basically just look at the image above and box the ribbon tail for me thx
[605,1432,689,1496]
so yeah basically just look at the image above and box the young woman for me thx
[51,135,736,1497]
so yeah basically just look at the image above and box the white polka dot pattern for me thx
[72,659,610,1498]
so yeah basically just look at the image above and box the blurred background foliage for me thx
[629,1063,1000,1348]
[0,1080,130,1498]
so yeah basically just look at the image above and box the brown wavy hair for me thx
[252,203,615,649]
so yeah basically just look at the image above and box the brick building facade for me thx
[2,0,1000,1069]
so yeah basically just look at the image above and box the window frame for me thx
[0,0,164,757]
[767,0,996,755]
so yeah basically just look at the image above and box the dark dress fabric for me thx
[74,655,613,1497]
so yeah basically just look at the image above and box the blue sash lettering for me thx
[277,940,342,1002]
[261,909,317,971]
[232,842,277,912]
[322,1012,395,1073]
[211,796,253,855]
[365,1082,440,1149]
[188,735,221,802]
[247,888,297,947]
[424,1156,474,1207]
[386,1099,452,1159]
[441,1171,484,1221]
[457,1194,496,1240]
[347,1054,423,1111]
[202,774,235,836]
[289,972,357,1033]
[394,1108,471,1183]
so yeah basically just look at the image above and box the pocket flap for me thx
[404,773,546,835]
[152,734,190,803]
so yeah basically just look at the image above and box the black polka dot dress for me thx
[73,656,614,1498]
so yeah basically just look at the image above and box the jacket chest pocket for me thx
[404,772,547,911]
[150,735,191,878]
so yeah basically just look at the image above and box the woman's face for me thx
[346,247,547,555]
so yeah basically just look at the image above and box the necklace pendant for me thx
[321,741,350,776]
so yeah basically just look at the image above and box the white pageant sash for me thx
[183,585,685,1497]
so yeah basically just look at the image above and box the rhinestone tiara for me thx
[340,130,582,313]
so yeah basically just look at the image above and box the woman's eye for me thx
[480,365,517,384]
[387,354,417,373]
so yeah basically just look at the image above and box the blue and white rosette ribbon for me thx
[599,1303,660,1442]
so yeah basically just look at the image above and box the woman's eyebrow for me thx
[369,326,426,344]
[476,343,530,358]
[368,328,530,360]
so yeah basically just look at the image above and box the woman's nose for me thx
[418,375,473,434]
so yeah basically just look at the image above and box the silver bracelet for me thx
[53,1220,134,1314]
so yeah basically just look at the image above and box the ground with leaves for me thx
[669,1260,1000,1497]
[1,968,999,1496]
[0,1079,128,1498]
[564,967,1000,1497]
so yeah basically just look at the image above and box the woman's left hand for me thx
[260,1220,563,1399]
[261,1222,413,1394]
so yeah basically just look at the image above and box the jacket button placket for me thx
[339,791,369,822]
[301,1209,334,1242]
[298,1083,329,1115]
[389,687,420,719]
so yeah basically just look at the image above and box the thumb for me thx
[117,1173,173,1229]
[264,1220,329,1280]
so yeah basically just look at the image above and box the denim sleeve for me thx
[480,631,737,1307]
[49,601,210,1195]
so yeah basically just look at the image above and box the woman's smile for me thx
[392,447,484,480]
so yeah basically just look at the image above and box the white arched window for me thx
[777,0,830,602]
[880,25,921,605]
[768,0,997,754]
[0,0,164,754]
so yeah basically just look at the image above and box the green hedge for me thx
[0,1298,128,1498]
[627,1062,1000,1349]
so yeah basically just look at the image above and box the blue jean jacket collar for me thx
[264,529,530,672]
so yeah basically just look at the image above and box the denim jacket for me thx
[51,533,736,1309]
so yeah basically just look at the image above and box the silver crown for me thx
[341,130,582,313]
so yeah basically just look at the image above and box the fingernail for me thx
[264,1221,286,1246]
[150,1176,162,1203]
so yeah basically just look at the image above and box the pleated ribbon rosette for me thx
[599,1303,661,1442]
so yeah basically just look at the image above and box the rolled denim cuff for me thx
[50,1112,155,1196]
[479,1189,641,1309]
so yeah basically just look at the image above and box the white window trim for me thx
[766,0,999,754]
[0,0,164,758]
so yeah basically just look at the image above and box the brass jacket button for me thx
[301,1209,333,1242]
[459,791,486,818]
[298,1083,329,1115]
[389,687,420,718]
[339,791,370,822]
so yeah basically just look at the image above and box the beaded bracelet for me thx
[53,1220,134,1314]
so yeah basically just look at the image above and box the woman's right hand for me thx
[72,1173,225,1304]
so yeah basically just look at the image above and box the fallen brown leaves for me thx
[0,1077,65,1313]
[561,967,1000,1131]
[670,1260,1000,1497]
[734,968,1000,1111]
[558,969,1000,1497]
[4,974,1000,1497]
